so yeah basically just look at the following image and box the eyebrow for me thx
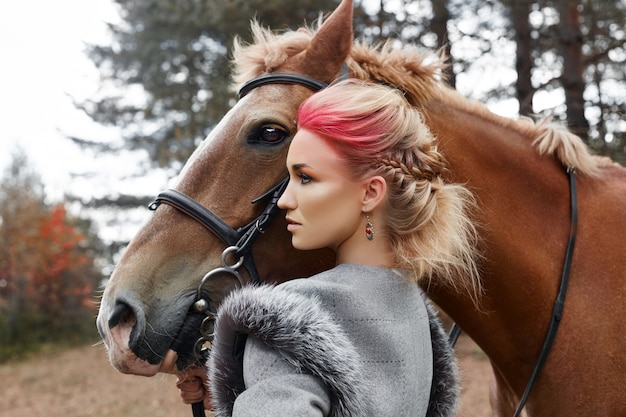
[290,163,310,171]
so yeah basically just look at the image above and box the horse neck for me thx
[422,93,573,386]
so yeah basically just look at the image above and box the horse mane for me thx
[528,117,600,176]
[232,21,601,177]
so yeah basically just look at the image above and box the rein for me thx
[148,72,329,417]
[448,167,578,417]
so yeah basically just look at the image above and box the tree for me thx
[430,0,456,87]
[555,0,590,140]
[580,0,626,163]
[78,0,349,173]
[505,0,535,115]
[0,149,103,359]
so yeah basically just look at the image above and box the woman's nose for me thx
[277,180,295,209]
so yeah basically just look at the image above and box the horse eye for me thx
[258,125,288,144]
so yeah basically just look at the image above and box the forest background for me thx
[1,0,624,360]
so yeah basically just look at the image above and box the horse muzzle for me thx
[97,291,194,376]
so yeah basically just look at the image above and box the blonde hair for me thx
[298,80,481,300]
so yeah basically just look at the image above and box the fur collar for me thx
[208,284,372,417]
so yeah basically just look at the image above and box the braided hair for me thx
[297,80,481,299]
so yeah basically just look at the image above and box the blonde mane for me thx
[528,118,600,176]
[233,21,601,177]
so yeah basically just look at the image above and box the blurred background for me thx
[1,0,624,415]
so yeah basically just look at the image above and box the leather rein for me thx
[148,70,578,417]
[449,167,578,417]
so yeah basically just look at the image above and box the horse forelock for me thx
[232,22,315,86]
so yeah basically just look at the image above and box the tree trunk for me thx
[510,0,535,116]
[430,0,456,88]
[555,0,590,141]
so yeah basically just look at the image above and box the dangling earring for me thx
[365,215,374,241]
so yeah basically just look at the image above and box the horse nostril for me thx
[108,301,136,329]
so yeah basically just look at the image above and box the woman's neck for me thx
[335,239,394,269]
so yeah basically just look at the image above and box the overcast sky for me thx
[0,0,170,204]
[1,1,110,194]
[0,0,174,243]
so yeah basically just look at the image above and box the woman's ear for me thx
[362,176,387,211]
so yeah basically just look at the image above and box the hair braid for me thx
[297,79,482,302]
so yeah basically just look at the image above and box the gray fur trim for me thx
[423,295,460,417]
[208,285,372,417]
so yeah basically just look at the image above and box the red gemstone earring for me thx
[365,215,374,241]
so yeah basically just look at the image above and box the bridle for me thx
[148,70,578,417]
[148,72,330,288]
[147,72,329,417]
[148,178,289,287]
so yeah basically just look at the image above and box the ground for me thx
[1,334,493,417]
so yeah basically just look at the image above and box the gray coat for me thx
[208,263,458,417]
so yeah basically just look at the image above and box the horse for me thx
[96,0,626,415]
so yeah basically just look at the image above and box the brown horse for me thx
[96,0,626,415]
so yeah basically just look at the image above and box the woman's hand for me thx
[176,365,212,410]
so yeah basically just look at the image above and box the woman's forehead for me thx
[287,129,343,169]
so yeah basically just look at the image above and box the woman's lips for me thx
[285,216,301,232]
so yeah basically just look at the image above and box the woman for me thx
[177,80,481,417]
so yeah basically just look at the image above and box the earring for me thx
[365,215,374,241]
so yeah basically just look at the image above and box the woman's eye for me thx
[259,125,288,143]
[299,174,312,184]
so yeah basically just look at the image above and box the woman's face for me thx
[278,129,367,253]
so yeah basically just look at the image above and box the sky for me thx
[0,0,170,242]
[1,0,116,191]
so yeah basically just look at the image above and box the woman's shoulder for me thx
[279,264,426,318]
[283,264,406,289]
[283,264,417,292]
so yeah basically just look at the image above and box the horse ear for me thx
[298,0,353,82]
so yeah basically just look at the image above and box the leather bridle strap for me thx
[238,73,328,99]
[511,167,578,417]
[149,189,241,246]
[174,70,341,417]
[148,177,289,284]
[448,167,578,417]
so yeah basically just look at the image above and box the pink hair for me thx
[296,80,412,177]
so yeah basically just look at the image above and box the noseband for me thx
[148,177,289,286]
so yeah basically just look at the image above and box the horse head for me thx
[96,0,355,376]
